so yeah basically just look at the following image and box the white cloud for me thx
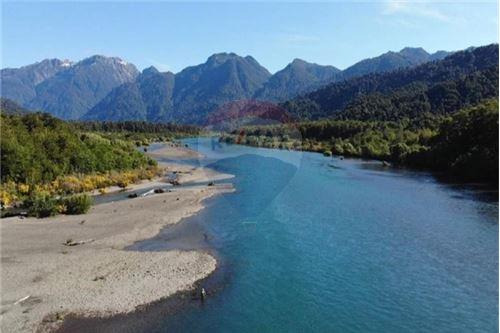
[382,0,452,23]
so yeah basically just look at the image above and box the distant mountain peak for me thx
[80,54,107,63]
[399,46,427,53]
[254,58,341,102]
[432,49,449,55]
[35,58,66,66]
[288,59,337,70]
[290,58,308,65]
[172,51,271,123]
[245,55,258,61]
[142,66,160,75]
[61,59,73,67]
[398,47,430,59]
[77,55,131,67]
[342,46,447,80]
[207,52,242,64]
[0,57,74,105]
[22,54,139,119]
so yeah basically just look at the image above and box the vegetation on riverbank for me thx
[0,112,182,213]
[221,99,498,184]
[221,116,438,158]
[0,167,163,209]
[2,113,157,183]
[74,120,202,146]
[23,193,94,218]
[408,100,498,183]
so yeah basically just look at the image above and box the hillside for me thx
[254,59,341,102]
[282,44,498,121]
[171,53,272,123]
[83,67,175,122]
[341,47,450,80]
[0,98,32,115]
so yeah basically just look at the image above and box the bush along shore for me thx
[23,193,93,218]
[220,99,498,184]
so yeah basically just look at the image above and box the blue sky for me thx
[1,1,498,73]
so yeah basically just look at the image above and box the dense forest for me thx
[0,109,198,215]
[282,45,498,121]
[221,99,498,184]
[405,99,498,183]
[221,118,437,161]
[75,120,200,134]
[2,113,155,185]
[74,120,201,145]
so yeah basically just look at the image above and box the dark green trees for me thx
[1,112,153,185]
[410,99,499,182]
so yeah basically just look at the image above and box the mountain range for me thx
[283,44,498,121]
[2,56,139,120]
[1,47,453,124]
[1,59,72,106]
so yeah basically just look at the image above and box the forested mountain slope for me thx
[281,44,498,121]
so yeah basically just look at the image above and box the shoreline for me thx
[0,144,234,333]
[224,138,499,187]
[54,256,229,333]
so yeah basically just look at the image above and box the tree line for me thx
[221,99,498,184]
[0,112,199,214]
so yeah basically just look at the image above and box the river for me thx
[138,137,498,332]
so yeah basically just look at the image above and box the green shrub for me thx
[25,193,59,218]
[62,194,93,215]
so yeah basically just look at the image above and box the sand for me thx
[147,143,204,159]
[163,162,234,184]
[0,144,233,332]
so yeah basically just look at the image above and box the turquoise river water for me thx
[141,137,497,332]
